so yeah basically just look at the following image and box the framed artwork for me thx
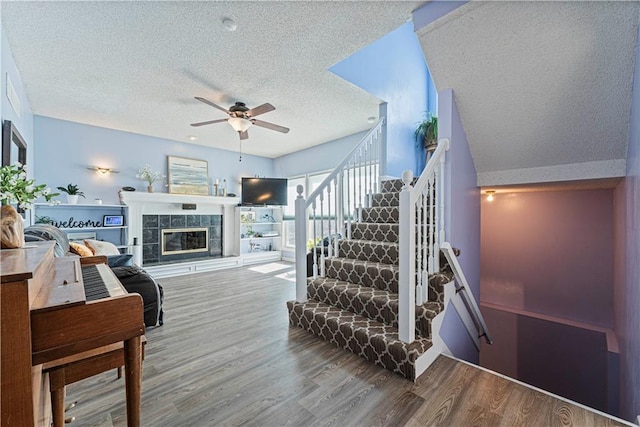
[167,156,209,195]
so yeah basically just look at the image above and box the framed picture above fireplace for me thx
[167,156,209,195]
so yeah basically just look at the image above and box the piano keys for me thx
[1,241,145,426]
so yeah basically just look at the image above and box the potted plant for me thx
[137,165,165,193]
[414,113,438,154]
[1,162,58,248]
[56,183,85,204]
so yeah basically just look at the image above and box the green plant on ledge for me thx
[0,162,59,210]
[414,113,438,152]
[56,183,85,197]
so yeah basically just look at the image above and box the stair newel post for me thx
[312,199,319,278]
[435,138,450,272]
[319,192,326,277]
[422,187,429,304]
[334,175,342,257]
[357,148,363,222]
[399,170,416,343]
[295,184,308,303]
[335,170,346,244]
[326,183,333,260]
[346,164,352,240]
[364,138,369,209]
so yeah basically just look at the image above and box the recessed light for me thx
[222,17,237,32]
[367,116,376,124]
[187,135,198,141]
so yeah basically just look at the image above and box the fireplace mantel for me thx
[119,191,240,264]
[119,191,240,207]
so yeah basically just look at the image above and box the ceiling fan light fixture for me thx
[228,117,252,133]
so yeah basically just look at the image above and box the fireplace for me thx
[142,214,223,264]
[162,227,208,256]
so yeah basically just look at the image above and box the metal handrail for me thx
[441,241,493,345]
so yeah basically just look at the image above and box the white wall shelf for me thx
[30,204,129,252]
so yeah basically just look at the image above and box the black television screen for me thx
[241,177,288,206]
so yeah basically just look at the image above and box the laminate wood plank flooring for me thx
[65,262,630,426]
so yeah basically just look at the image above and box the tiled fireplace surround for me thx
[141,213,222,264]
[119,191,240,267]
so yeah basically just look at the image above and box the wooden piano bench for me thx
[43,337,146,427]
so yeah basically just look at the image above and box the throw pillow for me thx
[69,241,94,257]
[84,239,120,256]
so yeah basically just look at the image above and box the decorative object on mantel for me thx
[167,156,209,196]
[56,183,85,205]
[136,164,165,193]
[1,162,59,248]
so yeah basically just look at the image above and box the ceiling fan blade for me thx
[252,119,290,134]
[195,97,229,114]
[190,119,228,127]
[239,130,249,140]
[246,103,275,118]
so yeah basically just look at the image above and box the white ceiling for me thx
[417,1,640,186]
[1,1,423,158]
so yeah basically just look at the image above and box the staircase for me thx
[287,178,454,380]
[288,120,490,380]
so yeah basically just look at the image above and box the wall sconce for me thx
[485,190,495,202]
[87,166,119,175]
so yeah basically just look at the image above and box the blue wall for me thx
[1,26,34,170]
[273,130,366,177]
[330,22,434,177]
[438,88,481,363]
[33,116,274,205]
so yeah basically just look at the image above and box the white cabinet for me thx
[236,206,283,263]
[30,203,129,251]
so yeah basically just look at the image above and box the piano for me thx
[1,241,145,426]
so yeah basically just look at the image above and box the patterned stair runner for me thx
[288,178,453,380]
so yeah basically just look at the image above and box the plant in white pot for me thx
[56,183,85,204]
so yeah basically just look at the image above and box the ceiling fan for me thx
[191,97,290,140]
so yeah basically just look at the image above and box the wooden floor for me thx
[65,262,628,426]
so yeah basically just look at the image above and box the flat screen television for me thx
[241,177,288,206]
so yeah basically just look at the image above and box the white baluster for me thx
[295,185,308,302]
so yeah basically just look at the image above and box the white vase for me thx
[67,194,79,205]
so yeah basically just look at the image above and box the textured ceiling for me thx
[1,1,423,158]
[417,1,640,186]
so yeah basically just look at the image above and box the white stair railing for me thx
[398,138,450,343]
[295,119,384,302]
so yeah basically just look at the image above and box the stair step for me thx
[325,257,398,293]
[380,179,404,194]
[308,277,443,338]
[372,192,400,207]
[287,299,433,380]
[347,222,398,243]
[360,206,399,224]
[337,239,399,266]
